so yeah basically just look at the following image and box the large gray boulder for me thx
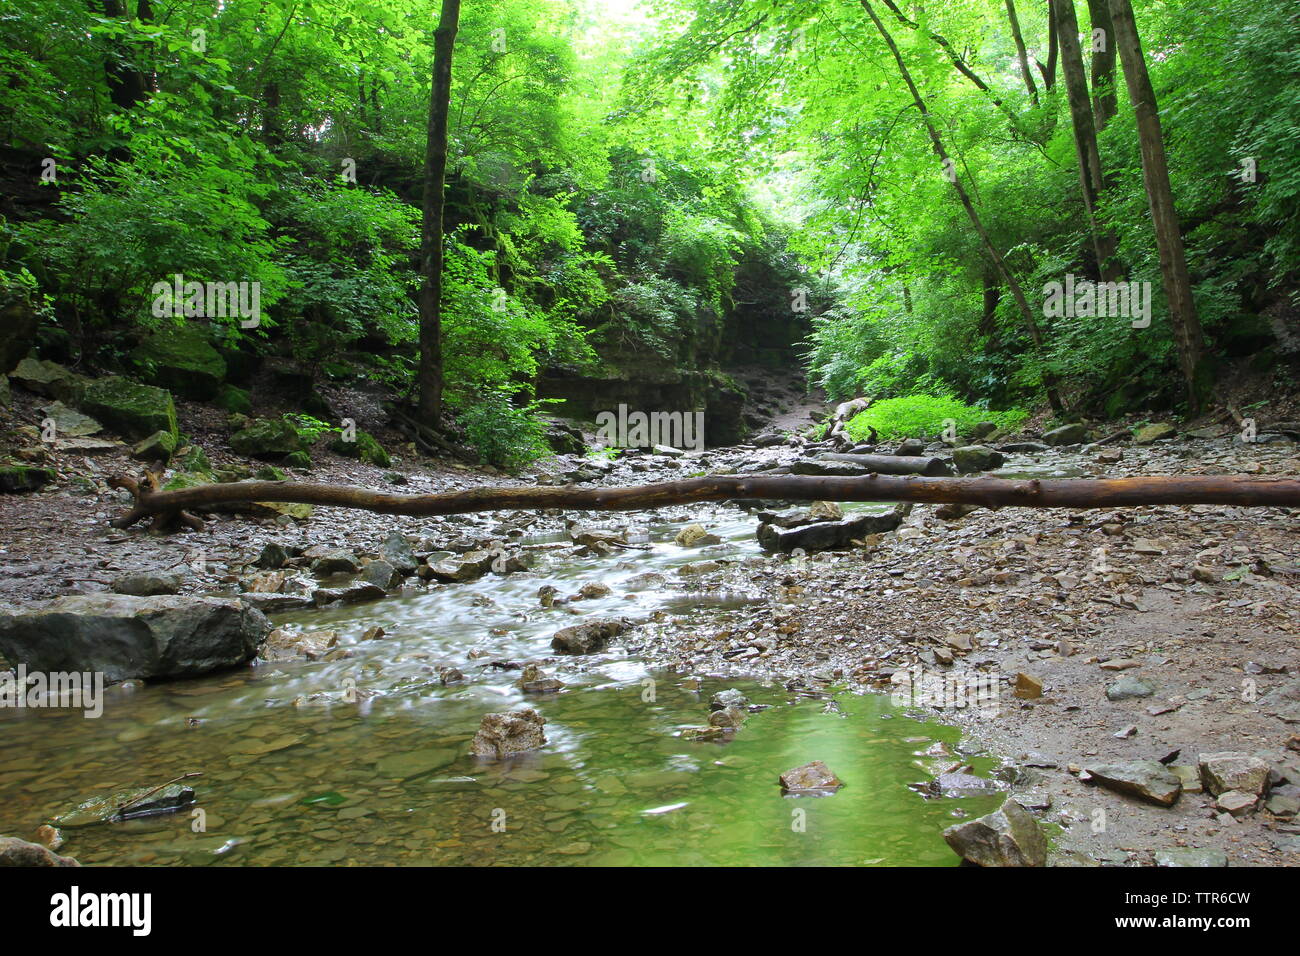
[0,594,271,682]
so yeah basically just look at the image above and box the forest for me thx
[0,0,1298,883]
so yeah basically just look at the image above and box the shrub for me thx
[845,394,1027,442]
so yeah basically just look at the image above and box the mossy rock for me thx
[0,375,10,407]
[10,358,87,403]
[129,323,227,400]
[162,471,211,492]
[213,384,252,415]
[77,376,177,442]
[130,430,178,463]
[284,451,313,469]
[0,464,56,493]
[255,465,288,481]
[229,417,306,460]
[330,429,390,467]
[176,445,210,474]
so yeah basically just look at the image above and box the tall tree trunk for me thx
[1036,0,1059,91]
[859,0,1065,414]
[1107,0,1205,409]
[1086,0,1118,129]
[98,0,149,111]
[418,0,461,425]
[1004,0,1039,104]
[1054,0,1121,281]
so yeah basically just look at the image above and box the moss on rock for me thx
[77,376,177,442]
[129,324,227,399]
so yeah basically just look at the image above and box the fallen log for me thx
[107,472,1300,533]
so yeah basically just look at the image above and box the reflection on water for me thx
[0,501,1001,865]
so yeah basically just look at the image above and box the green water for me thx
[0,502,1004,865]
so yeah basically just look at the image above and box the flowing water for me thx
[0,501,1005,865]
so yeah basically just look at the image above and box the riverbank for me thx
[1,384,1298,865]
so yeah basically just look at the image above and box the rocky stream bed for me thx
[1,402,1299,866]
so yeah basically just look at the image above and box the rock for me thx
[1133,422,1176,445]
[0,836,79,867]
[129,429,178,462]
[952,445,1005,473]
[779,760,843,793]
[894,438,926,456]
[1199,752,1270,796]
[675,523,721,547]
[261,627,337,662]
[312,580,386,606]
[0,375,8,407]
[1042,423,1089,446]
[213,384,252,415]
[710,688,750,711]
[543,419,586,455]
[129,323,226,399]
[806,500,843,521]
[942,798,1047,867]
[306,548,361,575]
[0,594,270,682]
[1106,676,1155,700]
[111,570,184,596]
[255,542,293,570]
[77,376,177,442]
[491,551,533,574]
[1100,658,1141,671]
[1265,789,1300,818]
[1215,790,1257,817]
[569,527,628,548]
[998,441,1049,453]
[428,549,497,582]
[708,705,747,729]
[1260,679,1300,724]
[229,417,306,460]
[968,421,998,441]
[574,581,611,600]
[1014,673,1043,699]
[470,709,547,757]
[0,465,55,494]
[438,666,464,685]
[9,358,85,401]
[330,429,391,467]
[652,444,684,457]
[52,782,196,827]
[1154,848,1228,867]
[1169,764,1203,793]
[381,531,418,575]
[518,663,564,694]
[551,618,626,654]
[38,401,101,437]
[757,507,905,553]
[241,570,286,593]
[1083,760,1182,806]
[360,559,400,590]
[935,502,980,520]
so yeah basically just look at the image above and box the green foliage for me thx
[845,395,1027,442]
[454,390,554,472]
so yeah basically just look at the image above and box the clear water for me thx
[0,502,1003,865]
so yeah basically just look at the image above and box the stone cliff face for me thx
[537,252,810,447]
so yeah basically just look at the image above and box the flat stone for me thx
[1084,760,1182,807]
[1106,676,1154,700]
[470,709,547,758]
